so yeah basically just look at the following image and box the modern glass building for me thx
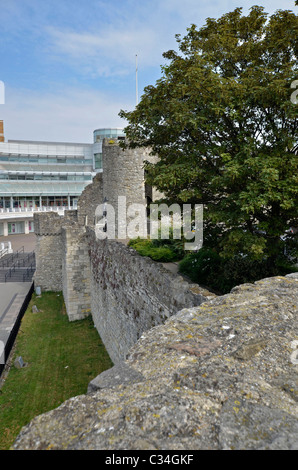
[93,128,125,170]
[0,125,125,236]
[0,140,95,210]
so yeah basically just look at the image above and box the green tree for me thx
[120,6,298,266]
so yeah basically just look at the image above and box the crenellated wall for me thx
[33,139,211,362]
[34,215,211,363]
[14,139,298,451]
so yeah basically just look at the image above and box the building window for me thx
[8,221,25,234]
[94,153,102,169]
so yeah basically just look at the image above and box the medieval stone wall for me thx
[77,172,103,227]
[34,208,212,363]
[18,137,298,450]
[33,140,178,351]
[13,274,298,450]
[102,139,159,238]
[33,211,78,292]
[61,227,91,321]
[33,139,211,361]
[86,228,212,363]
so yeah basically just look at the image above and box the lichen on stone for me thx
[12,274,298,450]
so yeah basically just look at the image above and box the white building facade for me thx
[0,126,125,236]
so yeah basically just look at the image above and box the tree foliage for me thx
[120,6,298,264]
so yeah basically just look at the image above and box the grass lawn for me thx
[0,291,113,450]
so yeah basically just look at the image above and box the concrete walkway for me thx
[0,234,36,374]
[0,282,33,365]
[0,235,36,348]
[0,233,36,253]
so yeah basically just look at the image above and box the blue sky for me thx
[0,0,297,142]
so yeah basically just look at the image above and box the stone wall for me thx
[77,172,103,227]
[33,209,211,352]
[18,138,298,449]
[33,140,186,348]
[33,139,161,294]
[34,212,92,321]
[61,227,91,321]
[102,139,159,238]
[86,228,212,363]
[13,274,298,450]
[34,211,78,292]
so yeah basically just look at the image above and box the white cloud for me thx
[160,0,296,17]
[2,86,130,143]
[46,24,170,78]
[1,0,296,143]
[45,0,297,79]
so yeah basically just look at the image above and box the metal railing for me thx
[5,264,16,282]
[1,248,36,282]
[0,205,77,214]
[0,247,8,259]
[14,252,35,267]
[0,246,25,268]
[23,263,35,282]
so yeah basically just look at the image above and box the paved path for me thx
[0,283,33,361]
[0,282,32,343]
[0,233,36,252]
[0,234,36,347]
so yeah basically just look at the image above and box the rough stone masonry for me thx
[13,273,298,450]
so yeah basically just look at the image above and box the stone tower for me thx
[101,138,160,239]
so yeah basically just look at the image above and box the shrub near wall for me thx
[179,247,298,294]
[128,238,178,262]
[128,233,186,262]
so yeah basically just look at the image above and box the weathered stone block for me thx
[12,275,298,450]
[87,362,144,393]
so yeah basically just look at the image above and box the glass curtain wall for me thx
[0,195,78,209]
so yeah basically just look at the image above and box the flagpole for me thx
[136,54,138,106]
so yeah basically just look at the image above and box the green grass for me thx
[0,292,113,450]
